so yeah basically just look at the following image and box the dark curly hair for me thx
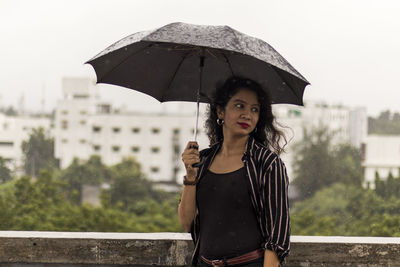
[205,76,287,154]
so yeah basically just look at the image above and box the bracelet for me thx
[183,176,198,186]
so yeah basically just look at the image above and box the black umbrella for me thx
[86,22,309,140]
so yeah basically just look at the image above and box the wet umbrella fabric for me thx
[86,22,309,105]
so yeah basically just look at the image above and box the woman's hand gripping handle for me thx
[178,141,200,232]
[181,141,200,181]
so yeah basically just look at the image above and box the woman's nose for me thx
[240,109,251,119]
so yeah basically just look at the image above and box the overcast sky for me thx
[1,0,399,116]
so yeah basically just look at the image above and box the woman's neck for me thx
[220,134,249,157]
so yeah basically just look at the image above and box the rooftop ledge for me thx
[0,231,399,266]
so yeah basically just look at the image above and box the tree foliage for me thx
[292,182,400,237]
[1,150,399,236]
[292,125,363,200]
[0,157,12,183]
[21,127,58,177]
[374,171,400,199]
[59,155,111,204]
[368,110,400,134]
[102,157,173,212]
[0,157,182,232]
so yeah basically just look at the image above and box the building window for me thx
[131,146,140,153]
[61,120,68,130]
[0,141,13,147]
[151,128,160,134]
[151,147,160,153]
[97,104,111,114]
[61,139,68,144]
[80,110,87,115]
[80,120,86,125]
[93,145,101,151]
[112,127,121,133]
[93,126,101,133]
[112,145,120,152]
[79,139,86,144]
[173,128,180,135]
[150,166,160,173]
[74,94,89,99]
[132,127,140,133]
[61,110,68,115]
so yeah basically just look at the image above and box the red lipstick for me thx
[238,123,249,129]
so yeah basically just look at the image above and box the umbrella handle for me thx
[192,160,204,168]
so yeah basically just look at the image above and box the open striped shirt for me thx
[189,136,290,265]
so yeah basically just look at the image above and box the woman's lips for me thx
[238,123,249,129]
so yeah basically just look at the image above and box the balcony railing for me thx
[0,231,399,266]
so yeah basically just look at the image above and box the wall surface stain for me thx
[349,245,370,257]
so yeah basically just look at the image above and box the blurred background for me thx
[0,0,399,236]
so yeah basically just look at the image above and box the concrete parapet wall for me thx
[0,232,399,266]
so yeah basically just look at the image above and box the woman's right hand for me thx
[181,141,200,180]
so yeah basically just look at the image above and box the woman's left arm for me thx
[263,157,290,265]
[263,249,279,267]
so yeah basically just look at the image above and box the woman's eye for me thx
[252,107,259,112]
[235,104,243,108]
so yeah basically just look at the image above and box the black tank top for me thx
[196,167,263,259]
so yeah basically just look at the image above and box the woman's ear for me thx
[216,106,224,119]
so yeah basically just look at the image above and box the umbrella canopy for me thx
[86,22,309,106]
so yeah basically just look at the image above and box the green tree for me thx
[103,157,157,211]
[368,110,400,134]
[332,143,363,186]
[292,183,358,235]
[0,156,183,232]
[11,171,66,230]
[21,127,58,177]
[292,126,363,200]
[292,125,335,199]
[292,182,400,236]
[0,180,16,229]
[375,171,400,199]
[60,155,111,204]
[0,157,12,183]
[371,214,400,237]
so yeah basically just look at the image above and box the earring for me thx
[217,118,224,125]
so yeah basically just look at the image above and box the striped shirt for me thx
[190,136,290,264]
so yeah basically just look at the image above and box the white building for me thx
[0,113,52,174]
[55,77,209,183]
[363,135,400,188]
[273,101,368,180]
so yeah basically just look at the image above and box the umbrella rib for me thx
[270,65,302,104]
[222,53,235,76]
[161,50,192,102]
[97,43,154,83]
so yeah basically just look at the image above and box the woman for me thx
[178,76,290,267]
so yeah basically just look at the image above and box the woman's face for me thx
[217,88,260,138]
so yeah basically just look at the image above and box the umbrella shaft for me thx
[193,52,205,142]
[193,101,199,141]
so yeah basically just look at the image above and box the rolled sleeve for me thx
[264,157,291,262]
